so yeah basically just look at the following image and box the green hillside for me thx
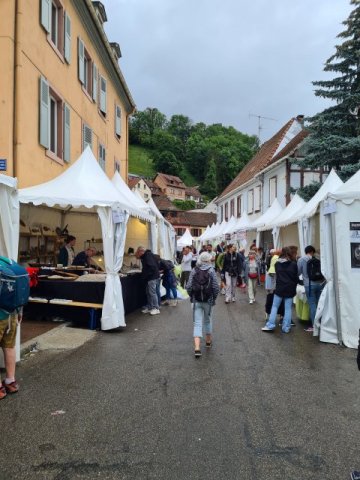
[128,145,198,186]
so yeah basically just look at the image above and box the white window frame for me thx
[269,176,277,205]
[247,190,254,214]
[254,185,261,212]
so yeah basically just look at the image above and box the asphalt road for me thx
[1,287,359,480]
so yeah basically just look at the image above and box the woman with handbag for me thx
[244,250,261,304]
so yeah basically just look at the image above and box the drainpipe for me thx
[13,0,21,179]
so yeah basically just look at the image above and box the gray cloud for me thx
[104,0,352,139]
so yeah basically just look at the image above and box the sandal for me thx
[0,385,7,400]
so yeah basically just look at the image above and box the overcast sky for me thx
[104,0,352,140]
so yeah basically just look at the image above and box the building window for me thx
[254,185,261,212]
[114,159,120,173]
[39,76,70,162]
[269,177,277,205]
[236,195,242,217]
[144,193,149,199]
[176,228,185,236]
[99,76,107,116]
[224,202,228,221]
[247,190,254,214]
[191,228,201,237]
[230,199,235,217]
[98,143,106,171]
[220,205,223,222]
[78,38,98,100]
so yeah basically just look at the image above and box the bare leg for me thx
[3,347,16,379]
[194,337,201,350]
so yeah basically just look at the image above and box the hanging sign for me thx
[0,159,6,171]
[350,222,360,269]
[112,209,125,224]
[323,200,337,215]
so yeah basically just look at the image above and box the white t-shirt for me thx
[181,252,193,272]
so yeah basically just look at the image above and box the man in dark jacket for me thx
[222,244,243,303]
[135,246,160,315]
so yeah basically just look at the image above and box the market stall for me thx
[315,169,360,348]
[18,147,154,330]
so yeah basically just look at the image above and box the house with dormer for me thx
[153,173,186,202]
[215,116,328,245]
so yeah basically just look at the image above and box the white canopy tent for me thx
[252,199,283,247]
[222,216,238,235]
[0,174,21,364]
[145,196,175,260]
[207,220,227,241]
[292,170,343,253]
[177,228,194,248]
[315,169,360,349]
[200,223,217,242]
[260,194,306,249]
[233,211,254,232]
[198,225,210,242]
[19,147,148,330]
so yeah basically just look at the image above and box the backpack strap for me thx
[0,256,11,265]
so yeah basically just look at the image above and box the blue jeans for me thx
[166,286,177,300]
[305,282,324,325]
[193,302,212,338]
[266,294,293,333]
[146,279,160,310]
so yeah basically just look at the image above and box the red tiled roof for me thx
[127,177,140,189]
[165,211,216,228]
[185,186,201,197]
[271,129,309,163]
[154,173,186,189]
[218,118,304,200]
[144,179,162,194]
[152,194,177,211]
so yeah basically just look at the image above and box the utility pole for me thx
[249,114,277,142]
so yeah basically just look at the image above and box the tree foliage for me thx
[299,0,360,188]
[172,199,196,210]
[129,109,258,197]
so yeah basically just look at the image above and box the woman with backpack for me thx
[262,246,298,333]
[186,252,219,358]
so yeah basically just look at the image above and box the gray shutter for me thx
[41,0,51,33]
[99,144,106,171]
[64,13,71,63]
[115,105,121,137]
[92,63,98,102]
[100,76,107,114]
[63,103,70,162]
[39,76,50,148]
[83,124,92,151]
[78,38,85,84]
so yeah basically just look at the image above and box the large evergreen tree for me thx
[301,0,360,179]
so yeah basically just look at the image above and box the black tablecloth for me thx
[30,274,147,315]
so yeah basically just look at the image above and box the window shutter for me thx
[39,76,50,148]
[115,105,121,137]
[41,0,51,33]
[83,124,92,151]
[100,76,107,114]
[78,38,85,84]
[92,63,98,102]
[63,103,70,162]
[98,144,106,171]
[64,13,71,63]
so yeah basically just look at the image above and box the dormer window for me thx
[92,1,107,25]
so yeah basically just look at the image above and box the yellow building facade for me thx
[0,0,135,187]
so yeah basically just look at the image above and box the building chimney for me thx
[296,115,305,126]
[110,42,122,60]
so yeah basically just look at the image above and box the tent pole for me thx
[330,212,342,345]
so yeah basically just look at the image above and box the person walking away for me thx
[216,247,227,295]
[215,241,225,270]
[262,246,298,333]
[297,245,325,332]
[191,247,198,269]
[244,250,261,304]
[58,235,76,266]
[135,246,161,315]
[159,259,178,306]
[222,244,243,303]
[180,246,193,288]
[186,252,219,358]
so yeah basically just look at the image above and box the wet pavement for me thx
[1,286,359,480]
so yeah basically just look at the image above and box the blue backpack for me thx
[0,256,30,314]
